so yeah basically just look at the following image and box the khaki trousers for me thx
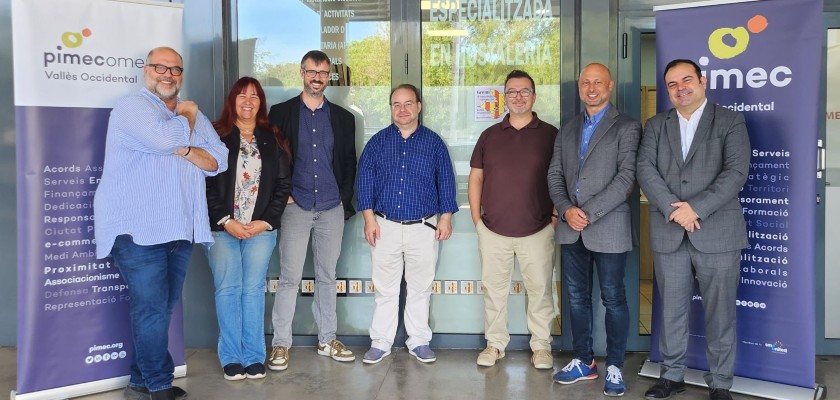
[477,221,555,351]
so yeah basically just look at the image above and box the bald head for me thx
[578,63,614,115]
[579,63,612,80]
[146,47,183,64]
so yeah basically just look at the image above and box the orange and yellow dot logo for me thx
[60,28,92,49]
[707,15,767,60]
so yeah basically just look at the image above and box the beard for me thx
[303,79,326,97]
[145,76,180,101]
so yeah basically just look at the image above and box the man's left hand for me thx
[436,213,453,241]
[669,202,700,230]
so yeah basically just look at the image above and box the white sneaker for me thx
[317,339,356,362]
[267,346,289,371]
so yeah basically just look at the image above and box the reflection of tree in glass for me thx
[250,23,394,145]
[421,16,562,145]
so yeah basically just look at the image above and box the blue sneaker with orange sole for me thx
[604,365,626,396]
[553,358,598,384]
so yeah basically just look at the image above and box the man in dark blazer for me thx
[266,50,358,371]
[548,63,640,397]
[637,59,751,400]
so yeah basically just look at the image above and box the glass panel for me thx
[420,1,563,335]
[825,28,840,338]
[237,0,391,336]
[639,32,656,335]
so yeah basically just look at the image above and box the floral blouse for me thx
[233,135,262,224]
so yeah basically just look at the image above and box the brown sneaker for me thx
[476,346,505,366]
[267,346,289,371]
[531,349,553,369]
[317,339,356,362]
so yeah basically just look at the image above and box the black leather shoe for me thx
[710,388,733,400]
[150,388,175,400]
[644,378,686,399]
[124,385,188,400]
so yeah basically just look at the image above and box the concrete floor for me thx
[1,347,834,399]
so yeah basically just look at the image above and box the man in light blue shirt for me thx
[94,47,227,400]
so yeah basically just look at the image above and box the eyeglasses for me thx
[391,101,416,110]
[146,63,184,76]
[504,88,533,98]
[303,69,331,78]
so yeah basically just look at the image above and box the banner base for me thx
[11,364,187,400]
[639,360,826,400]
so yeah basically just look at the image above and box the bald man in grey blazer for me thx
[637,59,750,400]
[548,63,640,397]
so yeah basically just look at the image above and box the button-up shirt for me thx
[678,99,707,160]
[292,99,341,211]
[576,104,610,200]
[357,124,458,221]
[94,87,228,258]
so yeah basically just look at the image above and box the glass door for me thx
[236,0,392,339]
[417,0,566,344]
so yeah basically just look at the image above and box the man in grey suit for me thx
[637,59,750,400]
[548,63,640,397]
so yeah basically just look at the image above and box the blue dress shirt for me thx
[292,100,341,211]
[94,88,228,259]
[357,124,458,221]
[576,104,610,201]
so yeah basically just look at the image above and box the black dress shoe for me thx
[124,385,188,400]
[150,388,175,400]
[710,388,733,400]
[645,378,686,399]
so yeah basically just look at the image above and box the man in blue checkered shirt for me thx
[356,84,458,365]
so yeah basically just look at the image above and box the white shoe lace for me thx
[606,365,623,384]
[561,358,584,373]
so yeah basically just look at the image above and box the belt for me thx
[374,211,437,230]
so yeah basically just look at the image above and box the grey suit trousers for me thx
[653,237,740,390]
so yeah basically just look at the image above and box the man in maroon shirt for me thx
[468,70,559,370]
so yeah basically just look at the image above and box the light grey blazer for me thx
[548,105,641,253]
[636,103,751,254]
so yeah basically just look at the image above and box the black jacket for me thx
[206,127,292,230]
[268,95,357,220]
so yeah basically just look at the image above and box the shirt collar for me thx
[140,87,179,113]
[390,123,425,138]
[300,94,328,111]
[678,99,707,123]
[584,103,610,126]
[501,112,542,130]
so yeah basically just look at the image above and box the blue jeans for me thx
[271,203,344,347]
[561,238,629,368]
[206,230,277,367]
[110,234,191,392]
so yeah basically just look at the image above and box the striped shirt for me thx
[357,124,458,221]
[94,88,228,259]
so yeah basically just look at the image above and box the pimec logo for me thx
[707,14,768,60]
[696,14,791,90]
[61,27,93,49]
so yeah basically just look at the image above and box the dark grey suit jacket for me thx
[548,106,641,253]
[636,103,751,254]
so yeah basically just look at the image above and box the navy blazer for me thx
[206,126,292,231]
[268,95,357,219]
